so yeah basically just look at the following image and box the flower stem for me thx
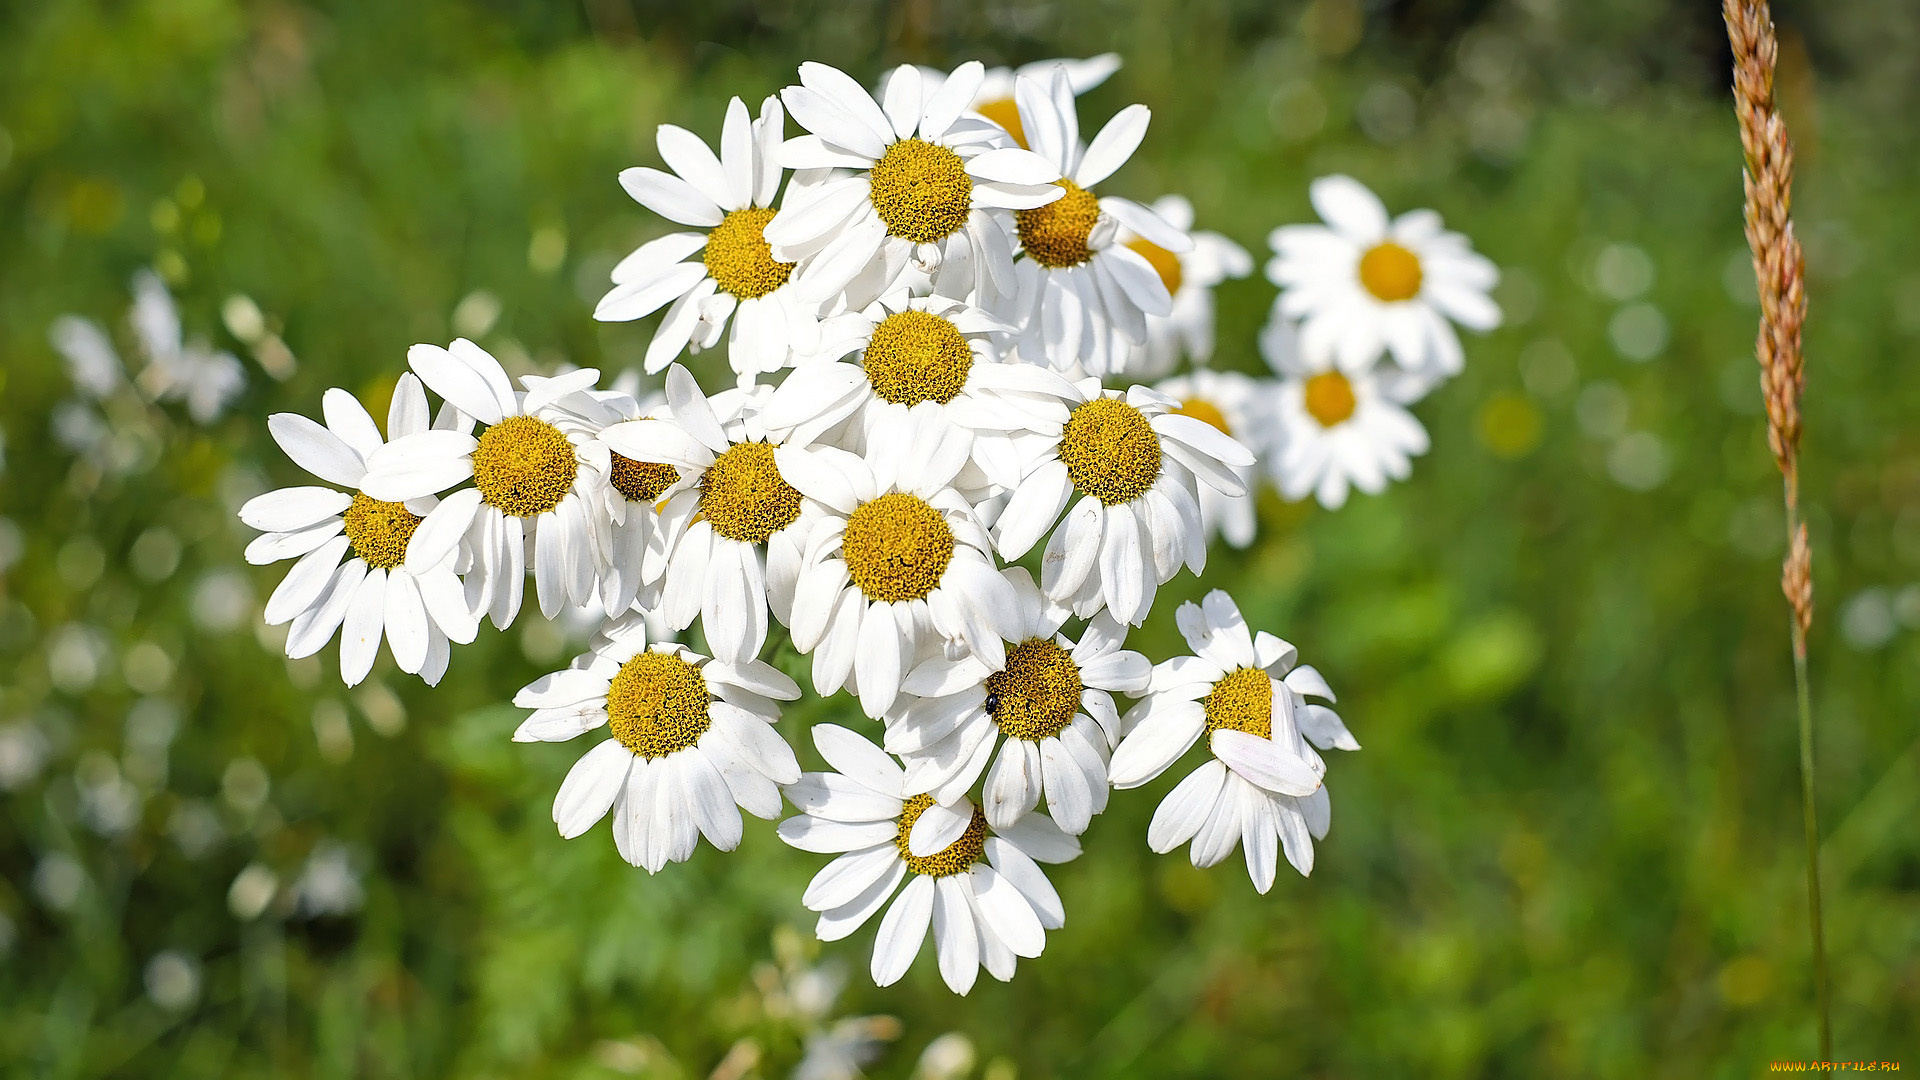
[1785,493,1831,1060]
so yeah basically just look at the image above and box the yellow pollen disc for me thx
[342,493,421,571]
[605,651,712,759]
[698,441,802,544]
[840,493,955,603]
[1058,397,1163,505]
[976,97,1027,148]
[1016,179,1101,269]
[1358,241,1423,302]
[472,415,579,518]
[1202,667,1274,739]
[862,310,974,406]
[895,794,988,877]
[1302,372,1357,428]
[1174,397,1231,436]
[986,638,1085,742]
[1124,236,1184,295]
[610,452,680,504]
[867,138,973,245]
[704,207,794,299]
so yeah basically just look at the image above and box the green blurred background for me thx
[2,0,1916,1075]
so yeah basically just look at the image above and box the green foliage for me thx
[1,0,1917,1076]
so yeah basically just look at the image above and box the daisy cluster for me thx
[239,55,1495,995]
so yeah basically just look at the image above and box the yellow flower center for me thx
[605,651,711,759]
[1125,236,1184,295]
[698,441,802,544]
[985,638,1085,742]
[867,138,973,245]
[1202,666,1273,739]
[1057,397,1163,505]
[895,794,988,877]
[1302,372,1357,428]
[1173,397,1230,436]
[1357,241,1423,302]
[471,415,579,518]
[862,310,974,406]
[704,207,794,299]
[1016,179,1101,269]
[840,493,955,603]
[975,97,1027,147]
[342,493,421,571]
[609,452,680,505]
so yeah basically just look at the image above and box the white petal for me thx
[871,874,936,986]
[1211,729,1322,797]
[618,166,725,227]
[554,739,630,838]
[269,412,367,487]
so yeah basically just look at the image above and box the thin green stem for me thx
[1784,493,1831,1060]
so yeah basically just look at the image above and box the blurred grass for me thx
[2,0,1918,1076]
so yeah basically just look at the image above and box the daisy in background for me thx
[888,568,1151,834]
[1267,174,1500,378]
[988,378,1253,625]
[767,61,1065,311]
[127,269,248,424]
[1151,368,1265,549]
[511,611,801,873]
[242,375,478,686]
[1119,195,1254,378]
[361,338,608,626]
[882,54,1123,150]
[1108,590,1356,891]
[596,96,821,380]
[599,365,815,665]
[781,406,1020,718]
[761,292,1076,456]
[1003,68,1190,377]
[1259,314,1431,509]
[779,724,1080,994]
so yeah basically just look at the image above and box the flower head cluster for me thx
[232,54,1519,997]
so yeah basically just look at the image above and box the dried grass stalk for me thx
[1724,0,1829,1058]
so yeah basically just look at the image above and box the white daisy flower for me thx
[987,378,1253,625]
[781,406,1020,718]
[1002,68,1191,377]
[888,568,1151,834]
[241,375,478,687]
[512,613,802,873]
[1119,195,1253,378]
[360,339,608,626]
[598,364,814,665]
[1108,590,1357,892]
[1266,174,1501,377]
[1151,369,1264,549]
[765,61,1066,311]
[760,292,1070,452]
[1259,314,1431,509]
[778,724,1081,994]
[597,96,823,380]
